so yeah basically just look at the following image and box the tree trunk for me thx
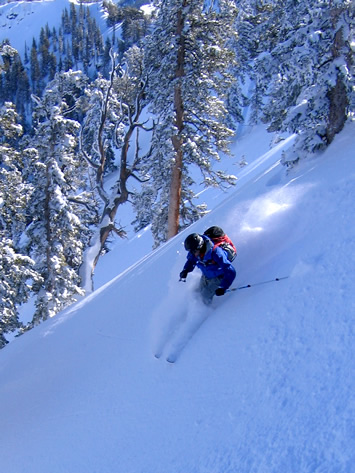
[80,87,146,292]
[167,129,183,240]
[44,160,53,295]
[326,74,348,144]
[167,4,185,240]
[80,128,133,293]
[326,26,348,144]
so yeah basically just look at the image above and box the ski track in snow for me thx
[151,272,211,362]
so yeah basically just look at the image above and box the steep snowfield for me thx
[0,0,107,57]
[0,122,354,473]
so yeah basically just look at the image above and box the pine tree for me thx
[0,41,16,100]
[64,40,73,71]
[103,37,112,78]
[252,0,354,165]
[0,240,40,348]
[70,2,78,36]
[48,52,57,81]
[30,39,41,94]
[12,54,31,117]
[24,41,29,65]
[39,26,51,78]
[103,0,120,27]
[58,27,64,56]
[23,71,93,323]
[228,0,268,127]
[121,7,149,48]
[141,0,237,244]
[83,33,91,75]
[62,8,71,35]
[0,102,41,346]
[52,27,58,53]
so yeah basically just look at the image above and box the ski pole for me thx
[227,276,288,292]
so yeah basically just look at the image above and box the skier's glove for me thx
[179,270,188,280]
[215,288,226,296]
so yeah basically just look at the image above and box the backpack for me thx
[203,226,237,262]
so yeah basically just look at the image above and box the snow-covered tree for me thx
[79,46,152,291]
[23,71,93,323]
[0,42,31,120]
[0,102,41,346]
[141,0,237,244]
[0,241,41,347]
[227,0,274,126]
[252,0,354,165]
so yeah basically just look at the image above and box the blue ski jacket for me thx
[182,236,236,290]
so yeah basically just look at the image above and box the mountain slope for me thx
[0,122,354,473]
[0,0,107,57]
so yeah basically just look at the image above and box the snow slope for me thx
[0,121,354,473]
[0,0,108,57]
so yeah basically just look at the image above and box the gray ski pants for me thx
[199,275,224,305]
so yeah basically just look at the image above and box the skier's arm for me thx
[180,252,197,278]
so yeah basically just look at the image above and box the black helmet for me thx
[184,233,204,252]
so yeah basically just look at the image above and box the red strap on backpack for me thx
[212,235,237,254]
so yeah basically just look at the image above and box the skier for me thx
[179,232,236,305]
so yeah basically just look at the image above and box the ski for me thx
[164,307,210,363]
[166,355,177,364]
[154,350,178,363]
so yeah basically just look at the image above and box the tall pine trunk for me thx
[326,25,349,144]
[167,4,186,240]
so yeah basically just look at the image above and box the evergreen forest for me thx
[0,0,353,346]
